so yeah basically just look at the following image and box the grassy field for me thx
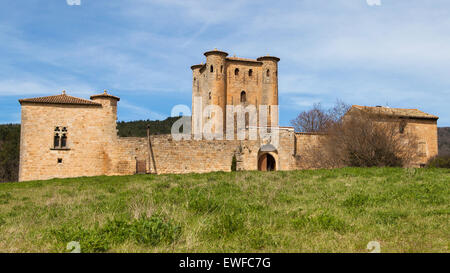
[0,168,448,253]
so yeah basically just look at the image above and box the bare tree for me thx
[304,112,419,168]
[290,103,332,133]
[291,100,351,133]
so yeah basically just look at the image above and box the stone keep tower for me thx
[191,49,280,137]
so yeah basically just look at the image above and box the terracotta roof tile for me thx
[351,105,438,120]
[90,91,120,101]
[19,93,101,106]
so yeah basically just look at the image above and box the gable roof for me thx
[19,93,101,106]
[350,105,438,120]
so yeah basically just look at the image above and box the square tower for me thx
[191,49,280,138]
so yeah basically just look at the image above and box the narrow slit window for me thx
[240,91,246,103]
[54,133,60,148]
[266,69,270,77]
[235,68,239,76]
[61,134,67,148]
[210,65,214,73]
[249,69,253,77]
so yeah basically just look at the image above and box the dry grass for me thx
[0,168,448,253]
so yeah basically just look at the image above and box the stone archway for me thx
[258,153,276,171]
[257,144,278,172]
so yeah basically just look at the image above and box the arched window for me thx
[220,65,223,73]
[53,126,68,149]
[240,91,246,103]
[266,69,270,77]
[249,69,253,77]
[61,134,67,148]
[54,133,60,148]
[235,68,239,76]
[210,65,214,73]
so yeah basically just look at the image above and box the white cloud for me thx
[66,0,81,6]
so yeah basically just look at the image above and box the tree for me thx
[304,111,419,168]
[290,100,350,132]
[0,124,20,182]
[290,103,331,133]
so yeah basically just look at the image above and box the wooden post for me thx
[147,125,157,174]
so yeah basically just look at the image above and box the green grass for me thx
[0,168,448,253]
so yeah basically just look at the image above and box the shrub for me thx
[305,112,419,168]
[426,155,450,168]
[231,155,237,172]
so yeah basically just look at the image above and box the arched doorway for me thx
[258,153,276,171]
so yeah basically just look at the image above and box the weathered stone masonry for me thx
[18,50,439,181]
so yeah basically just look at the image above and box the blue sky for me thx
[1,0,449,126]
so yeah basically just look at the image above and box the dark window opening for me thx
[210,65,214,73]
[53,126,68,149]
[249,69,253,77]
[54,133,60,148]
[57,158,63,164]
[220,65,223,73]
[61,134,67,148]
[240,91,246,103]
[208,92,212,100]
[266,69,270,77]
[235,68,239,76]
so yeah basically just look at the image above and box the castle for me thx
[17,50,439,182]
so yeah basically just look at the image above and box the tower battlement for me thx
[191,49,280,137]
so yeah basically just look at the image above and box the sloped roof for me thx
[19,93,101,106]
[351,105,438,120]
[90,91,120,101]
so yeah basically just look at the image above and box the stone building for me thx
[191,49,279,135]
[17,50,439,182]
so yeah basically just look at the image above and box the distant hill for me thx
[438,127,450,156]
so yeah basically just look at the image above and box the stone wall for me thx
[294,133,328,169]
[19,103,111,181]
[107,128,297,176]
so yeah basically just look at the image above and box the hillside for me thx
[0,168,448,253]
[438,127,450,155]
[116,116,180,137]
